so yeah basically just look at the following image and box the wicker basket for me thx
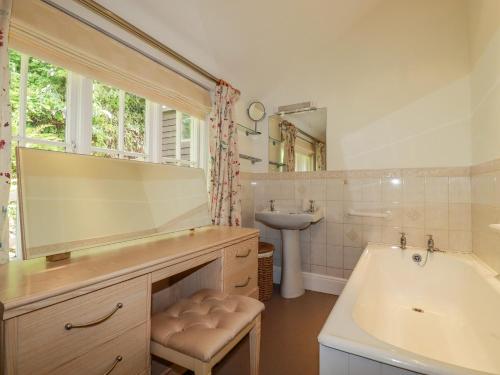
[258,242,274,302]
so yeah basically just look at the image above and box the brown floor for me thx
[213,285,338,375]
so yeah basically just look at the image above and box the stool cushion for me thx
[151,289,264,362]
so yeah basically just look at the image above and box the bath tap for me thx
[426,235,444,253]
[399,232,407,249]
[270,200,275,212]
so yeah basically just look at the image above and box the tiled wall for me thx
[471,160,500,274]
[241,168,472,279]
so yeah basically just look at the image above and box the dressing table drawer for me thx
[224,262,258,296]
[51,323,149,375]
[224,237,258,272]
[15,275,149,375]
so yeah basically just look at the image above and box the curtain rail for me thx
[73,0,219,85]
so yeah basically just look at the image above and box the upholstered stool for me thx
[151,289,265,375]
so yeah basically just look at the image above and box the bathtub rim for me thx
[317,243,500,375]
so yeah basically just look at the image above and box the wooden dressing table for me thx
[0,225,259,375]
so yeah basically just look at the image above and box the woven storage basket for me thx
[258,242,274,302]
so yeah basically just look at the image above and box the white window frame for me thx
[8,50,209,259]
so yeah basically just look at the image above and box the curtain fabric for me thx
[0,0,12,264]
[280,120,297,172]
[209,81,241,226]
[315,141,326,171]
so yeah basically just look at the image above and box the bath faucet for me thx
[308,200,316,213]
[426,235,444,253]
[399,232,407,249]
[270,200,275,212]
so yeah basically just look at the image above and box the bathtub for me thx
[318,243,500,375]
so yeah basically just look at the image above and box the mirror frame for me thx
[247,101,266,122]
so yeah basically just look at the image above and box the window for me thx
[91,81,147,159]
[160,107,201,166]
[7,49,207,258]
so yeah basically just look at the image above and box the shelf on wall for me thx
[239,153,262,164]
[269,136,282,146]
[237,123,261,136]
[269,161,286,168]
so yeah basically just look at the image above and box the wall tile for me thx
[310,178,327,201]
[294,179,310,200]
[449,177,471,203]
[326,178,344,201]
[343,246,363,269]
[311,220,327,244]
[343,224,363,247]
[402,203,425,229]
[425,203,449,230]
[449,203,471,230]
[327,222,344,246]
[327,267,344,278]
[344,179,363,202]
[362,178,382,202]
[310,264,327,275]
[327,200,344,223]
[362,225,382,246]
[449,230,472,252]
[300,240,311,265]
[382,226,403,245]
[403,176,425,203]
[327,245,343,268]
[382,177,403,203]
[425,177,449,203]
[311,243,327,265]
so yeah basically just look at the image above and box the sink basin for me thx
[255,207,324,298]
[255,208,324,230]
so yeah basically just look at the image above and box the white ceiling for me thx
[94,0,383,101]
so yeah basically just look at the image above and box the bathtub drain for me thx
[412,307,424,313]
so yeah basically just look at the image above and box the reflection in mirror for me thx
[17,148,211,260]
[247,101,266,122]
[268,108,327,172]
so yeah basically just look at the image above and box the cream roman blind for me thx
[9,0,212,119]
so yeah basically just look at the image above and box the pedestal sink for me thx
[255,208,324,298]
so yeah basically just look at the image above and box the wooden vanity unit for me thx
[0,226,259,375]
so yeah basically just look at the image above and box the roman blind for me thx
[9,0,212,119]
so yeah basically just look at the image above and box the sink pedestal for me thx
[280,229,305,298]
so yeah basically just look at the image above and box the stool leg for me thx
[249,315,261,375]
[194,360,212,375]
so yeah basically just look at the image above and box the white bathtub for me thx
[318,243,500,375]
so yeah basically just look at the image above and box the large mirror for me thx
[268,107,327,172]
[17,148,211,260]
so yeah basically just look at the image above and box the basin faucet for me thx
[399,232,407,249]
[426,235,444,253]
[269,200,275,212]
[308,200,316,213]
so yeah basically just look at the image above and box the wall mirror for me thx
[17,148,211,260]
[268,107,327,172]
[247,101,266,122]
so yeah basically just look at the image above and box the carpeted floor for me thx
[213,285,338,375]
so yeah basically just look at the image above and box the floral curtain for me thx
[280,120,297,172]
[209,80,241,226]
[315,141,326,171]
[0,0,11,264]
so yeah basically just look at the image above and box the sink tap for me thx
[308,200,316,213]
[270,200,275,212]
[426,234,444,253]
[399,232,407,249]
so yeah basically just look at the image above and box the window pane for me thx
[181,113,192,140]
[92,81,119,149]
[26,56,67,142]
[124,93,145,153]
[9,50,21,137]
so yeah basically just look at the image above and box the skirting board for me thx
[273,266,346,296]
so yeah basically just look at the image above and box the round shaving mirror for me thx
[247,101,266,122]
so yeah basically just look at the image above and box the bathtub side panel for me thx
[320,345,422,375]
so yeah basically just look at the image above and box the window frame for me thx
[8,49,208,259]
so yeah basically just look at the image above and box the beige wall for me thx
[468,0,500,273]
[325,0,472,170]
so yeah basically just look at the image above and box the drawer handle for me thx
[64,302,123,330]
[236,249,251,258]
[235,277,251,288]
[103,355,123,375]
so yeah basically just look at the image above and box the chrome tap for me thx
[426,235,444,253]
[399,232,407,249]
[269,200,275,212]
[308,200,316,213]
